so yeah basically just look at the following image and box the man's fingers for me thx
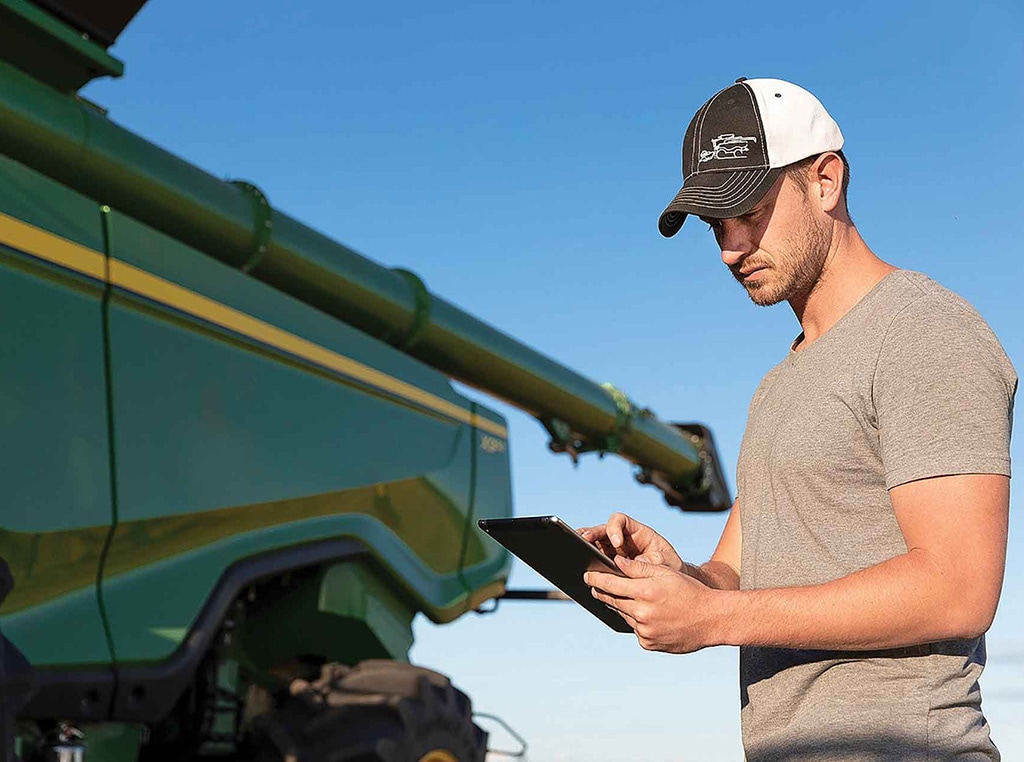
[636,550,666,566]
[577,525,618,558]
[605,512,639,549]
[591,587,639,622]
[584,569,643,597]
[615,555,672,579]
[577,524,607,543]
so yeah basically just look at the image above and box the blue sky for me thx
[86,1,1023,759]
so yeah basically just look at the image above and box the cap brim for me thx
[658,167,783,238]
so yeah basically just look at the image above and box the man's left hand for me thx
[585,556,720,654]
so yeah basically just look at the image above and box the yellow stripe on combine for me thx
[0,211,106,280]
[0,211,507,439]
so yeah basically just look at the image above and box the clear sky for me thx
[85,1,1023,759]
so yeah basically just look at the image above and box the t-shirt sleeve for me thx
[873,294,1017,490]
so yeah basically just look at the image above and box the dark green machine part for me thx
[0,3,730,760]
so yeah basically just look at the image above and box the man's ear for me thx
[812,152,845,214]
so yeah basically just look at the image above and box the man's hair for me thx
[785,150,850,212]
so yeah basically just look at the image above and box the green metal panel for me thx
[0,155,112,665]
[239,559,416,668]
[0,0,124,92]
[103,508,467,662]
[104,211,482,513]
[318,561,416,660]
[0,152,106,251]
[461,430,515,593]
[101,211,509,661]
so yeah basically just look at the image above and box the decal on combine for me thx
[480,435,506,454]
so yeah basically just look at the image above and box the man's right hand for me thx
[578,513,685,574]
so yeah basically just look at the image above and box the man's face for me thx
[700,170,832,307]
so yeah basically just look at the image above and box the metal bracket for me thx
[500,589,570,601]
[599,382,654,454]
[228,180,273,273]
[473,588,570,617]
[473,712,528,759]
[540,384,653,466]
[540,417,586,465]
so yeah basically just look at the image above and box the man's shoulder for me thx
[885,269,979,315]
[880,270,1002,345]
[876,270,1017,388]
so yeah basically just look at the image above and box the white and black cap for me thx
[658,78,844,237]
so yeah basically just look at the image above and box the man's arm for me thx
[717,472,1008,649]
[586,473,1008,653]
[691,499,741,591]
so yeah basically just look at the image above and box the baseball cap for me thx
[658,78,844,237]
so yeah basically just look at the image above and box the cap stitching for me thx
[691,86,729,179]
[677,169,766,200]
[741,82,770,169]
[680,173,764,204]
[670,170,763,203]
[683,175,756,201]
[669,187,760,214]
[686,100,711,180]
[686,188,766,208]
[668,170,773,209]
[692,99,714,178]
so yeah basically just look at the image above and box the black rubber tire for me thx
[251,661,488,762]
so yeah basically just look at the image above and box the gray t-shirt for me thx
[736,270,1017,761]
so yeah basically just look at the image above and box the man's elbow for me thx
[944,593,1000,641]
[948,612,994,641]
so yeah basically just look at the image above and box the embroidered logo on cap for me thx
[699,133,758,164]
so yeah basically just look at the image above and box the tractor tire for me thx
[251,660,488,762]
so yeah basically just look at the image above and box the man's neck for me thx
[788,222,896,350]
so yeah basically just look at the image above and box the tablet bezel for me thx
[478,515,632,633]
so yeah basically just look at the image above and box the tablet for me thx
[478,515,632,633]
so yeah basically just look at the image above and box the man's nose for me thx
[718,223,754,266]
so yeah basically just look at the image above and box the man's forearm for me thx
[712,549,996,650]
[693,560,740,591]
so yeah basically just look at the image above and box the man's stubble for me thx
[740,206,833,308]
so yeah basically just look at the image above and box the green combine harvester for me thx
[0,1,730,760]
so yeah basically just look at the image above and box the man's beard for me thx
[737,215,833,307]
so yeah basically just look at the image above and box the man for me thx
[581,78,1017,760]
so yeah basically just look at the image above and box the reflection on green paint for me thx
[1,476,466,615]
[150,627,187,642]
[0,527,108,613]
[104,477,468,578]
